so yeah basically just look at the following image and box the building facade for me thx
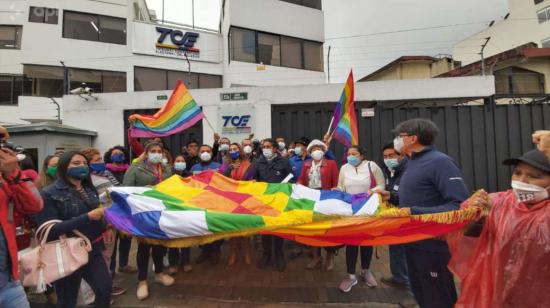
[0,0,325,123]
[453,0,550,65]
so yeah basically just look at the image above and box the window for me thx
[23,65,126,95]
[0,25,22,49]
[537,6,550,23]
[303,40,323,71]
[229,27,324,71]
[23,65,64,97]
[542,37,550,48]
[69,68,126,93]
[63,11,126,44]
[0,75,31,105]
[281,36,303,69]
[134,67,222,91]
[258,33,281,66]
[230,28,256,63]
[535,0,544,5]
[280,0,322,10]
[29,6,58,24]
[494,67,545,94]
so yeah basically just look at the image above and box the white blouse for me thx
[337,160,385,194]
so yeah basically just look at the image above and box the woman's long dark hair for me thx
[57,151,95,190]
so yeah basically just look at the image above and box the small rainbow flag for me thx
[330,70,358,147]
[129,80,203,137]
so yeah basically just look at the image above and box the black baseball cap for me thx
[294,137,310,147]
[502,149,550,173]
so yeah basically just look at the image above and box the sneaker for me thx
[381,276,409,288]
[360,269,378,288]
[111,286,127,296]
[339,275,358,293]
[256,255,271,269]
[275,256,286,272]
[155,273,175,286]
[136,281,148,300]
[168,266,178,275]
[182,264,193,272]
[119,265,137,273]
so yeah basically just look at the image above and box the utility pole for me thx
[480,37,491,76]
[327,45,331,83]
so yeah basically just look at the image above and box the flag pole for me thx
[326,115,335,136]
[202,114,217,134]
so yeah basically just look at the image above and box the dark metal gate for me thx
[123,108,203,159]
[272,99,550,192]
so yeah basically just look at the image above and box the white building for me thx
[0,0,325,123]
[1,0,497,166]
[453,0,550,65]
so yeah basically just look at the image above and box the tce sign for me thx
[156,27,199,51]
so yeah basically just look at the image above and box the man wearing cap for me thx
[289,137,311,183]
[449,148,550,308]
[392,119,469,308]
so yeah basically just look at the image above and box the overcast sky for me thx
[145,0,509,83]
[323,0,509,82]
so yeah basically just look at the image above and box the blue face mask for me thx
[89,163,106,172]
[229,151,240,160]
[294,147,303,156]
[148,153,163,164]
[111,153,125,163]
[174,162,187,171]
[384,158,399,169]
[67,166,89,180]
[347,155,361,167]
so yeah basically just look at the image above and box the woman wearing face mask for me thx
[448,149,550,308]
[336,146,385,293]
[167,155,192,275]
[190,145,223,264]
[33,151,113,308]
[123,142,174,301]
[36,154,60,190]
[220,143,256,265]
[298,139,339,271]
[102,146,136,275]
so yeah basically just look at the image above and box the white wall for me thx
[228,0,324,42]
[453,0,550,64]
[56,76,495,154]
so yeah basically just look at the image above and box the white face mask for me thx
[161,158,168,165]
[278,142,285,149]
[511,180,549,203]
[200,152,212,162]
[148,153,163,164]
[294,147,303,156]
[263,148,273,158]
[243,145,252,154]
[393,137,404,154]
[174,162,186,171]
[219,143,230,151]
[311,150,324,161]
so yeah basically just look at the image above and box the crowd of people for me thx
[0,121,549,308]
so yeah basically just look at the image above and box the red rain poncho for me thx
[449,189,550,308]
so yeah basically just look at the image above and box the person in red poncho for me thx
[449,149,550,308]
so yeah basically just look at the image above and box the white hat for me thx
[307,139,327,152]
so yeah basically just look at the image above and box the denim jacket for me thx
[33,178,106,252]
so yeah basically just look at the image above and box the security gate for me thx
[271,99,550,192]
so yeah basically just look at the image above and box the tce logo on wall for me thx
[155,27,200,57]
[222,115,251,134]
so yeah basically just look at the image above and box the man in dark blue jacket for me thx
[392,119,469,308]
[379,143,410,289]
[254,138,291,271]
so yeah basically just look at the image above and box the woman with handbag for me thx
[123,142,174,300]
[33,151,113,308]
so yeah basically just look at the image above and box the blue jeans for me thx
[389,244,410,284]
[0,280,30,308]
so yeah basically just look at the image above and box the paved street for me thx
[108,240,415,307]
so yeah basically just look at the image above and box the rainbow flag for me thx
[330,70,358,147]
[104,170,479,248]
[128,80,203,137]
